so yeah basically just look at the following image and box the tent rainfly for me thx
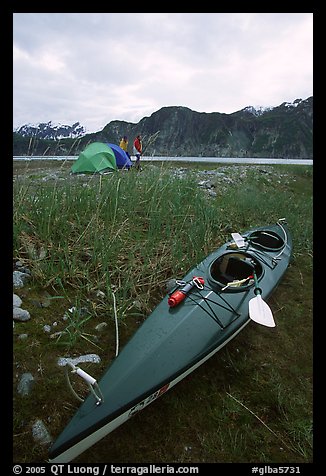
[71,142,117,174]
[106,143,133,169]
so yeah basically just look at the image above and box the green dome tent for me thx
[71,142,117,173]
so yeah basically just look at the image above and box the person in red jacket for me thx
[133,135,142,170]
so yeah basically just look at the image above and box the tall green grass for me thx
[13,163,313,463]
[14,168,214,294]
[13,165,312,304]
[13,164,313,366]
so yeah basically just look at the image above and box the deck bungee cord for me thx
[187,291,227,329]
[169,279,243,329]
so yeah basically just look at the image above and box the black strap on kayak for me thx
[187,285,242,329]
[187,293,225,328]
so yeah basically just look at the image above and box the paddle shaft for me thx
[253,271,262,295]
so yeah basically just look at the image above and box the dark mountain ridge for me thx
[13,97,313,158]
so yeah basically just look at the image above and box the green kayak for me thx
[49,219,292,462]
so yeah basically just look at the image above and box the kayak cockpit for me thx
[208,252,263,292]
[247,230,285,251]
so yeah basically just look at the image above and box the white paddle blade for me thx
[249,294,275,327]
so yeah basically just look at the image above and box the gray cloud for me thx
[13,12,313,132]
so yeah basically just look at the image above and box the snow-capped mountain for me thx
[241,105,273,116]
[14,121,86,140]
[241,98,305,116]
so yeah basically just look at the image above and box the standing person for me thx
[133,134,142,171]
[119,136,131,160]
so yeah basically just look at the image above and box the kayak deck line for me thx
[186,288,242,329]
[48,220,292,463]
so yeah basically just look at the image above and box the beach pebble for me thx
[57,354,101,367]
[32,419,53,445]
[95,322,108,332]
[13,307,31,322]
[13,294,23,307]
[17,372,35,396]
[13,270,31,288]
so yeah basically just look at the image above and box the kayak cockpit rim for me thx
[246,230,285,251]
[234,219,289,268]
[208,251,263,292]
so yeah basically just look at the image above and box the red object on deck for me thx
[168,277,205,308]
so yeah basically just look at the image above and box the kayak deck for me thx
[49,220,292,462]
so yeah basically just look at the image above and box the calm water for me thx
[13,156,313,165]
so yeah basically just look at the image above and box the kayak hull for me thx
[49,221,292,462]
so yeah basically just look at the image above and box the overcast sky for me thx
[13,12,313,133]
